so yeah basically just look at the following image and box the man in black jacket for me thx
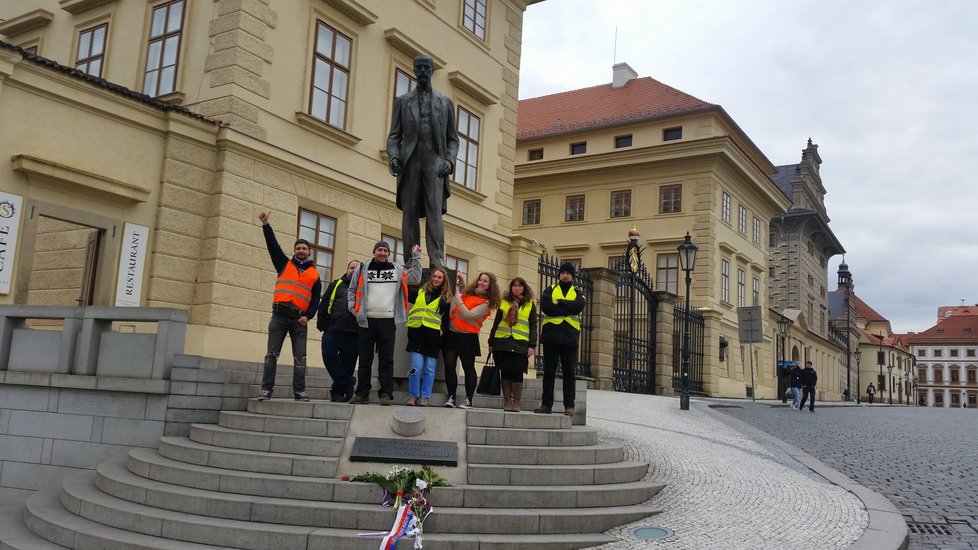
[257,212,321,402]
[318,260,360,402]
[534,262,586,416]
[799,361,818,413]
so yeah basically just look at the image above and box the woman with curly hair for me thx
[443,271,500,408]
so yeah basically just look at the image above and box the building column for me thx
[579,267,617,390]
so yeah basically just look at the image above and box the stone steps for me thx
[468,425,600,446]
[126,448,662,508]
[468,460,649,485]
[218,410,349,437]
[189,423,345,456]
[467,442,624,465]
[158,436,338,477]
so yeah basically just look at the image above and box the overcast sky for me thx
[518,0,978,334]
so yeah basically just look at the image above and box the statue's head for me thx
[414,55,434,88]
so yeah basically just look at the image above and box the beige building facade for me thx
[514,64,791,398]
[0,0,540,364]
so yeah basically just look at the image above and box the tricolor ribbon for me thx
[379,504,416,550]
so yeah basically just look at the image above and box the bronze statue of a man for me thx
[386,55,459,268]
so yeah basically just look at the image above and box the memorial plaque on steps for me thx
[350,437,458,466]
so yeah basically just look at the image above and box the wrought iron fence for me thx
[611,257,658,394]
[535,253,593,377]
[672,304,704,393]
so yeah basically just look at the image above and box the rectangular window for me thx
[76,23,108,78]
[309,21,352,129]
[752,277,760,306]
[455,106,480,189]
[737,269,746,307]
[917,349,926,357]
[934,370,943,382]
[659,184,682,213]
[950,349,959,357]
[968,349,976,357]
[444,254,469,279]
[522,199,540,225]
[610,189,631,218]
[563,258,582,270]
[143,0,184,96]
[663,127,683,141]
[298,209,336,282]
[721,259,730,303]
[721,192,730,222]
[570,142,587,155]
[462,0,487,40]
[951,370,960,383]
[381,233,407,265]
[968,370,977,384]
[614,134,632,148]
[608,255,625,270]
[393,68,416,103]
[752,217,761,243]
[656,253,678,294]
[565,194,585,222]
[738,205,747,233]
[934,349,943,357]
[527,148,543,161]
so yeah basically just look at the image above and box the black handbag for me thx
[476,354,501,396]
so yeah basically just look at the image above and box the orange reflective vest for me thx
[273,262,320,312]
[450,294,491,334]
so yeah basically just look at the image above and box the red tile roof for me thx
[851,294,887,322]
[907,314,978,344]
[517,77,715,140]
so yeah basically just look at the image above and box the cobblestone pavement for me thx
[580,391,868,550]
[715,400,978,550]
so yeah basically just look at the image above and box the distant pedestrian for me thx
[866,383,876,405]
[843,387,850,402]
[799,361,817,413]
[788,364,802,409]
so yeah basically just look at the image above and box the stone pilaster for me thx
[580,267,617,390]
[653,291,678,395]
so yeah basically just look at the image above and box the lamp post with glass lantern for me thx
[778,315,791,403]
[678,233,698,411]
[887,363,894,404]
[854,349,862,404]
[904,369,911,405]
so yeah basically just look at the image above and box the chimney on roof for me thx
[612,62,638,88]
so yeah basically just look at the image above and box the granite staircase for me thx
[1,363,662,549]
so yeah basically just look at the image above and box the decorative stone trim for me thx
[321,0,378,25]
[295,111,361,146]
[59,0,116,15]
[11,154,151,203]
[448,70,498,105]
[383,28,444,68]
[0,9,54,36]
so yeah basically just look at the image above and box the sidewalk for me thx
[581,390,907,550]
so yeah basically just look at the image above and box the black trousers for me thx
[322,329,358,399]
[495,350,528,384]
[868,394,875,404]
[542,343,578,408]
[261,309,307,394]
[800,386,816,411]
[355,318,396,398]
[443,349,477,402]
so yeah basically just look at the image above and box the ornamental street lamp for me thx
[678,233,698,411]
[887,364,894,405]
[854,349,862,404]
[877,332,885,395]
[778,315,791,403]
[905,369,911,405]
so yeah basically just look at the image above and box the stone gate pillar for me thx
[580,267,616,390]
[653,291,678,395]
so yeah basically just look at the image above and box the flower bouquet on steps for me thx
[345,465,448,549]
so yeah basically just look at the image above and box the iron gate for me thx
[672,304,705,393]
[612,260,658,394]
[535,254,593,377]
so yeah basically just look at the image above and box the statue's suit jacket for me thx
[386,87,460,217]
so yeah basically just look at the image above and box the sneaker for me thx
[443,397,455,408]
[294,392,310,402]
[458,398,472,409]
[380,394,392,406]
[417,397,429,407]
[257,390,272,401]
[350,394,370,405]
[405,397,417,406]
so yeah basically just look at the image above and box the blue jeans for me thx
[322,330,358,399]
[408,352,437,398]
[790,387,801,408]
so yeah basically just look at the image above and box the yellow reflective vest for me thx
[406,289,443,330]
[542,285,581,330]
[493,300,533,341]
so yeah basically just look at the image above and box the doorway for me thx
[27,216,103,307]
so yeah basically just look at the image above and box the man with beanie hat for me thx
[347,240,422,405]
[256,211,321,402]
[535,261,586,416]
